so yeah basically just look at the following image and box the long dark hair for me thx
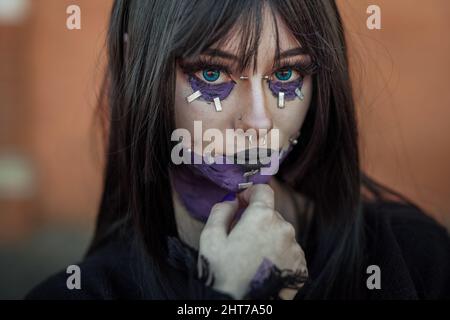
[88,0,421,299]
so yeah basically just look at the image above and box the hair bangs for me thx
[172,0,270,73]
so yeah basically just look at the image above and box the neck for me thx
[172,177,306,251]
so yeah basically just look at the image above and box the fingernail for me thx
[221,192,236,202]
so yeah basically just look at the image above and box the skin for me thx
[174,12,312,156]
[172,8,313,299]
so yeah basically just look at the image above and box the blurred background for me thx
[0,0,449,299]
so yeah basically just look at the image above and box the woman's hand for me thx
[198,184,308,299]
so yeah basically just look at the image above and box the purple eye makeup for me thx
[186,74,236,112]
[268,76,304,108]
[181,56,313,111]
[181,57,237,112]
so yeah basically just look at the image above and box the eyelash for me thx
[179,57,233,79]
[274,58,316,78]
[179,56,316,82]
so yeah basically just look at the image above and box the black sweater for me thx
[26,201,450,300]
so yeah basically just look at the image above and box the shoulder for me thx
[26,234,235,300]
[25,238,148,300]
[362,200,450,299]
[363,200,450,252]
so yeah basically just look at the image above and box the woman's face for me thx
[174,10,313,158]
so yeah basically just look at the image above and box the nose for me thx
[235,77,273,136]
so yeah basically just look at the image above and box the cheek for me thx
[273,76,312,135]
[174,71,210,127]
[174,71,234,143]
[174,77,191,131]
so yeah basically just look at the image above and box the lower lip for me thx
[229,148,282,164]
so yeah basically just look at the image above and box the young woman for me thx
[28,0,450,299]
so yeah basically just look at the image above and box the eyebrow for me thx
[202,46,307,61]
[278,47,307,59]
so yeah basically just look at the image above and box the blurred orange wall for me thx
[339,0,450,228]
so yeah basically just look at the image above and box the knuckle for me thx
[274,219,295,239]
[301,265,309,277]
[296,258,308,277]
[249,204,273,220]
[249,201,269,210]
[199,244,214,260]
[255,184,274,196]
[292,244,306,260]
[199,228,215,243]
[283,222,296,238]
[210,202,225,214]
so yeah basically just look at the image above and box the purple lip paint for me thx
[170,146,293,222]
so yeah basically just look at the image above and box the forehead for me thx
[208,7,302,71]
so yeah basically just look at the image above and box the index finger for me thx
[204,198,239,239]
[237,184,275,210]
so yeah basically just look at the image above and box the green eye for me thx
[202,69,221,82]
[274,68,293,81]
